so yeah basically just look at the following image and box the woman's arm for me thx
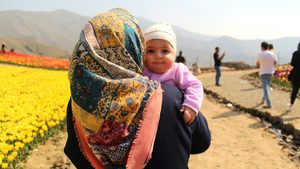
[145,83,211,169]
[190,112,211,154]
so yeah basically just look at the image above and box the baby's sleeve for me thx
[175,63,204,114]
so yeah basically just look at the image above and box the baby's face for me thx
[144,39,176,74]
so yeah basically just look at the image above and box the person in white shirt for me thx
[268,43,278,91]
[256,41,277,108]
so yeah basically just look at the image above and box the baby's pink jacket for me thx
[143,63,203,114]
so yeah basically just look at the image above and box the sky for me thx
[1,0,300,40]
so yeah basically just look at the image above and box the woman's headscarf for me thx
[68,8,162,168]
[297,42,300,53]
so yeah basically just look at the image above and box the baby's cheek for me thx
[165,57,175,68]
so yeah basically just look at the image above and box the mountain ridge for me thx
[0,9,299,66]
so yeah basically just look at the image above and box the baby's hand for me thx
[180,106,197,125]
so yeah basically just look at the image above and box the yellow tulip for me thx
[18,143,25,149]
[0,153,4,161]
[1,147,9,154]
[42,124,48,132]
[1,163,8,168]
[7,154,15,161]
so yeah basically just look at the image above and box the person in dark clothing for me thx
[64,8,211,169]
[213,47,225,86]
[1,42,7,53]
[175,50,186,64]
[287,42,300,111]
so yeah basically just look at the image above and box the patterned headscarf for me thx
[68,8,162,168]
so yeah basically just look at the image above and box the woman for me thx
[288,42,300,110]
[64,8,211,169]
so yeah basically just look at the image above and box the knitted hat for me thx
[144,23,177,52]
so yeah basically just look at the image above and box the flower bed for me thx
[0,66,69,168]
[0,52,69,70]
[273,65,293,89]
[248,65,292,90]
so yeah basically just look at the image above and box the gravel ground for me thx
[197,69,300,130]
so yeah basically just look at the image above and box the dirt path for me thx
[189,98,299,169]
[18,128,75,169]
[19,96,299,169]
[198,69,300,130]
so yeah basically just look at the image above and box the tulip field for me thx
[0,53,70,168]
[273,65,293,88]
[0,52,69,70]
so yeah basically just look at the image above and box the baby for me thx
[143,23,204,124]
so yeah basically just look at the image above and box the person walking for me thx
[268,43,278,62]
[268,43,274,51]
[287,42,300,111]
[268,43,278,91]
[213,47,225,86]
[256,41,277,108]
[175,50,186,64]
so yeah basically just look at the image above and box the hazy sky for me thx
[1,0,300,40]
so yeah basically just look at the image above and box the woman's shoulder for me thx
[161,83,180,93]
[161,83,183,104]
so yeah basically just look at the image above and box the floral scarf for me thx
[68,8,162,168]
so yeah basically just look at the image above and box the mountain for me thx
[0,9,88,52]
[0,37,69,58]
[0,10,299,66]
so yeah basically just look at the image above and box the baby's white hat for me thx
[144,23,177,52]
